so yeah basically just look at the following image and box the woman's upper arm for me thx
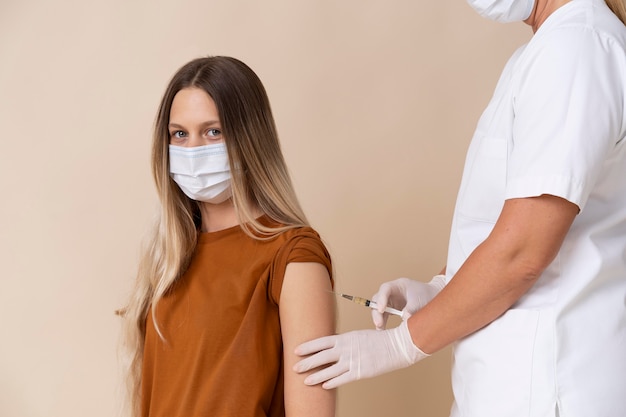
[280,262,336,417]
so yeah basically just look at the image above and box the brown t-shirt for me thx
[141,220,332,417]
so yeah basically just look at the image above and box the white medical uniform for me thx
[446,1,626,416]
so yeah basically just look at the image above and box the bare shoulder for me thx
[280,262,335,355]
[280,262,336,416]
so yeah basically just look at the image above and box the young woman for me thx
[119,56,336,417]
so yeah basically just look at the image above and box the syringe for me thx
[338,293,403,317]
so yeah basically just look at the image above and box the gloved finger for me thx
[293,346,340,373]
[303,361,350,386]
[371,282,397,329]
[321,368,357,389]
[371,284,393,313]
[373,279,410,311]
[371,307,389,330]
[294,335,337,356]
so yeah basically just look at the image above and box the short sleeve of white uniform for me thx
[506,24,625,211]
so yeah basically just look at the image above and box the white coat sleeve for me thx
[507,26,626,211]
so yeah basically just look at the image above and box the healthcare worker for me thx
[293,0,626,416]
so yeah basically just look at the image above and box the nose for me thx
[186,133,205,148]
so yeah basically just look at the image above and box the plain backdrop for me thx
[0,1,530,416]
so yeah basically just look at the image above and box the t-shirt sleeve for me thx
[268,227,333,305]
[506,26,625,210]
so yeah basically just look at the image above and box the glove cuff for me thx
[429,274,447,291]
[393,320,429,365]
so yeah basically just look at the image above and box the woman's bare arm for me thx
[280,262,336,417]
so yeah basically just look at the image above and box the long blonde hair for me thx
[118,56,309,417]
[606,0,626,24]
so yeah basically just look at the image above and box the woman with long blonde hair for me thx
[119,56,335,417]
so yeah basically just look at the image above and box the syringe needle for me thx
[339,293,403,317]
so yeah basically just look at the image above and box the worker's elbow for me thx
[517,264,543,285]
[514,255,552,285]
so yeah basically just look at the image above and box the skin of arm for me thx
[410,194,579,353]
[280,262,336,416]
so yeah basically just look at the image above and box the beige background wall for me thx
[0,1,530,416]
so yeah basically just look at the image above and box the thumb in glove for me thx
[372,274,446,329]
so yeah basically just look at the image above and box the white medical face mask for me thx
[466,0,535,22]
[169,143,232,204]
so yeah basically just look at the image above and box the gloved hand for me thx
[293,320,428,389]
[372,275,446,329]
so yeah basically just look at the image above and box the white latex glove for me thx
[372,275,447,329]
[293,320,428,389]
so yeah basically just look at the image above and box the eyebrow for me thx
[168,121,221,130]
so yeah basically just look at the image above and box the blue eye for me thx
[171,130,187,139]
[207,129,222,137]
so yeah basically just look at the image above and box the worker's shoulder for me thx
[515,8,626,80]
[535,1,626,50]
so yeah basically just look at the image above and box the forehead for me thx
[170,87,219,122]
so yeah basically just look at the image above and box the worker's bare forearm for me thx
[408,195,578,353]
